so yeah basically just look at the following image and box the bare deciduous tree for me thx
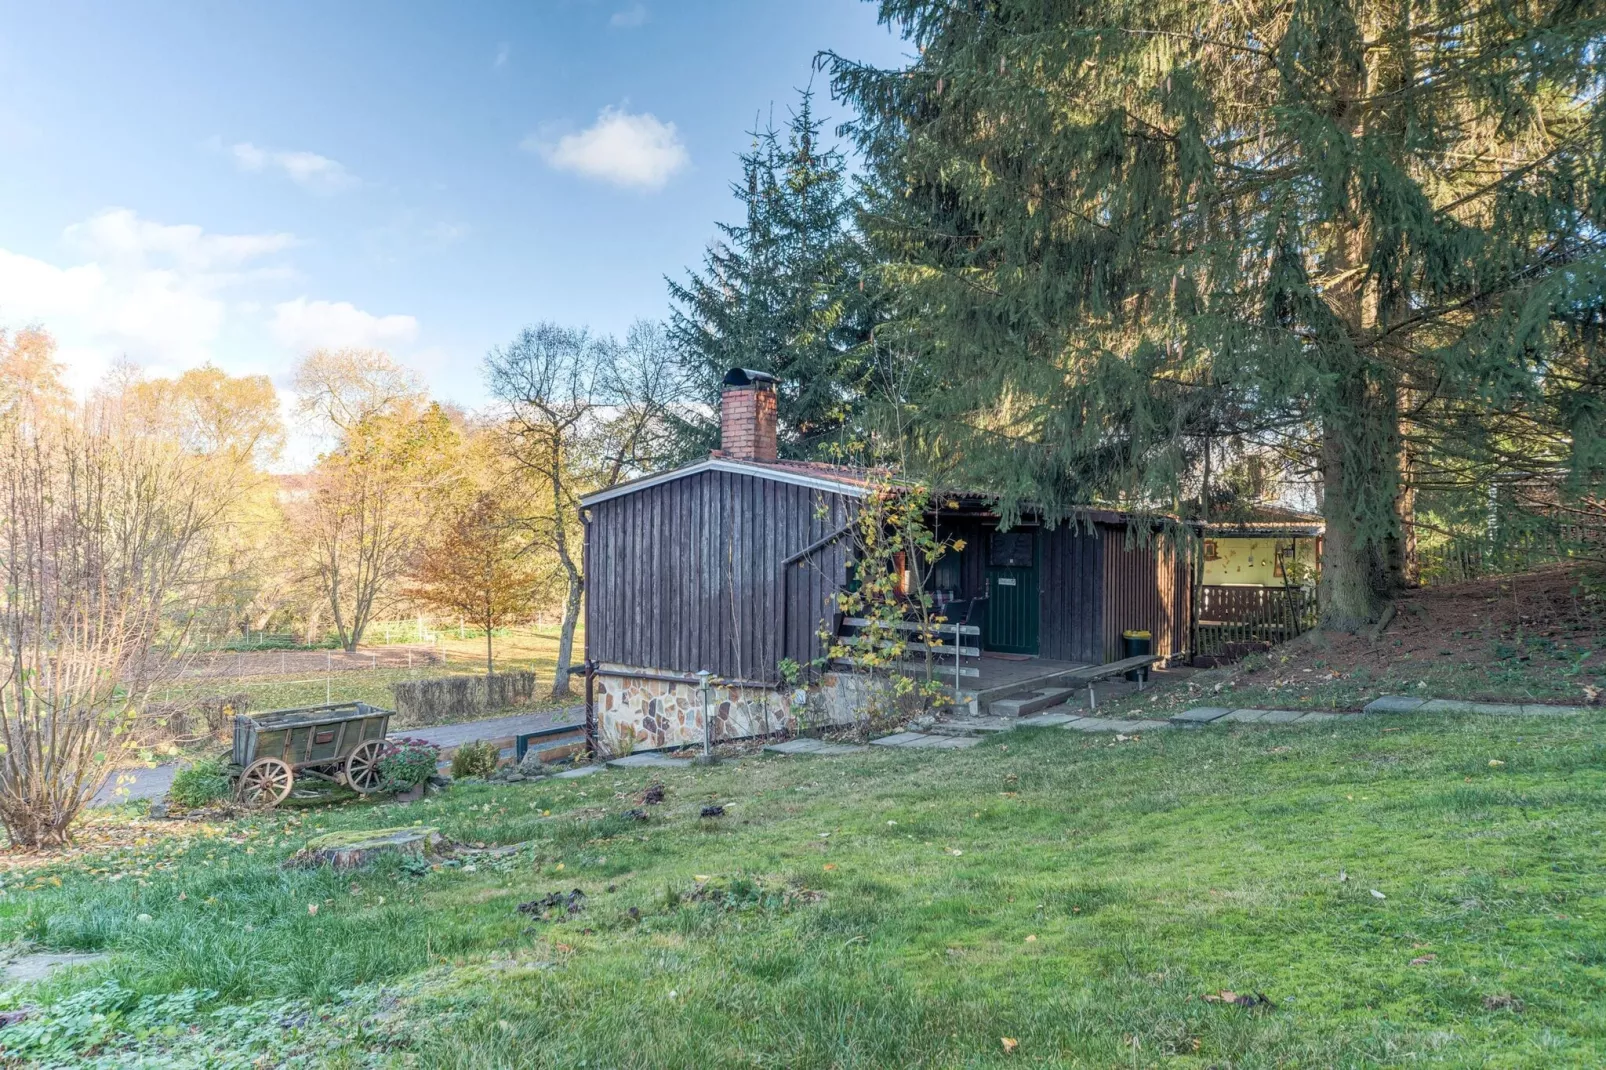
[0,413,224,847]
[485,320,683,697]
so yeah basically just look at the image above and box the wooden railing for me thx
[1194,585,1318,660]
[837,617,982,689]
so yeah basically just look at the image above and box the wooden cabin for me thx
[579,369,1193,752]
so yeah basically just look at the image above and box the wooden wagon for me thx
[231,702,392,807]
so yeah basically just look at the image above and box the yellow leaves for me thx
[307,903,319,916]
[1000,1037,1019,1054]
[823,863,838,872]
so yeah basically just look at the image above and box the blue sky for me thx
[0,0,907,461]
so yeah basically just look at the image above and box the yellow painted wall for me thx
[1203,537,1312,586]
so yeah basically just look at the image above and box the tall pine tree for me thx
[827,0,1606,629]
[668,90,881,459]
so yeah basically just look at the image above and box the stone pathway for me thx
[856,693,1588,751]
[870,732,982,750]
[606,752,696,770]
[763,738,869,757]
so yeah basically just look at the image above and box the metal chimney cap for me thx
[722,367,776,387]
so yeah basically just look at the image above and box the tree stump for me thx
[286,826,445,870]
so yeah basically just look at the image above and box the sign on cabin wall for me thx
[1203,536,1306,585]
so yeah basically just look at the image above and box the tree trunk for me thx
[485,626,494,678]
[552,569,581,698]
[1319,421,1387,632]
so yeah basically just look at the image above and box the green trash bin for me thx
[1122,630,1152,681]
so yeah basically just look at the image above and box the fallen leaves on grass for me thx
[1410,954,1437,966]
[640,783,666,805]
[1000,1037,1019,1054]
[1483,993,1524,1012]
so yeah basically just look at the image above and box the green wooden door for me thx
[985,531,1039,654]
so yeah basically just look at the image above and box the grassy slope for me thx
[4,708,1604,1067]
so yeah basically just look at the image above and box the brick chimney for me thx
[715,368,778,461]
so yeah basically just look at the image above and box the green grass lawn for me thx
[4,708,1604,1067]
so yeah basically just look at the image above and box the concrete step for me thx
[988,687,1075,717]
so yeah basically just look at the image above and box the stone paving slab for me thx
[553,765,604,779]
[1017,712,1076,727]
[870,732,929,748]
[1366,695,1587,717]
[1363,695,1427,714]
[607,753,694,770]
[1293,712,1343,723]
[1062,717,1133,732]
[926,735,983,749]
[1118,719,1174,731]
[1250,709,1309,724]
[936,719,1013,734]
[2,951,109,985]
[763,738,869,756]
[1420,698,1570,716]
[1219,708,1271,723]
[1172,707,1234,724]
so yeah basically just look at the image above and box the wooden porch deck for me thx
[956,654,1095,712]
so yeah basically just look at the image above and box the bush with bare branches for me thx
[0,413,223,847]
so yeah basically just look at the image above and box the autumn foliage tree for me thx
[409,490,549,676]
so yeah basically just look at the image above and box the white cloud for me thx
[65,207,297,271]
[0,209,421,412]
[610,4,648,28]
[531,106,687,190]
[493,42,510,69]
[0,209,299,390]
[232,141,357,194]
[270,298,419,353]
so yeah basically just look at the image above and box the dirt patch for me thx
[1244,565,1604,700]
[1111,564,1605,716]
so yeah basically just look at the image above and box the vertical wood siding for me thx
[585,470,852,680]
[1036,524,1104,663]
[1100,527,1191,661]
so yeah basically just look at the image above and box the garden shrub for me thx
[450,739,500,779]
[376,737,441,791]
[167,757,232,809]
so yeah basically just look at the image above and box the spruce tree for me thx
[668,90,880,459]
[827,1,1606,629]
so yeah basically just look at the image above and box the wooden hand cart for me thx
[230,702,393,807]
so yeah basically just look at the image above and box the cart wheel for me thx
[344,739,386,794]
[236,757,293,807]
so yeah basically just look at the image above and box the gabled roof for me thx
[579,456,882,507]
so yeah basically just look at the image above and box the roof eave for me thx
[579,457,872,507]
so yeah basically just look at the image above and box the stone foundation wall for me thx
[594,666,861,754]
